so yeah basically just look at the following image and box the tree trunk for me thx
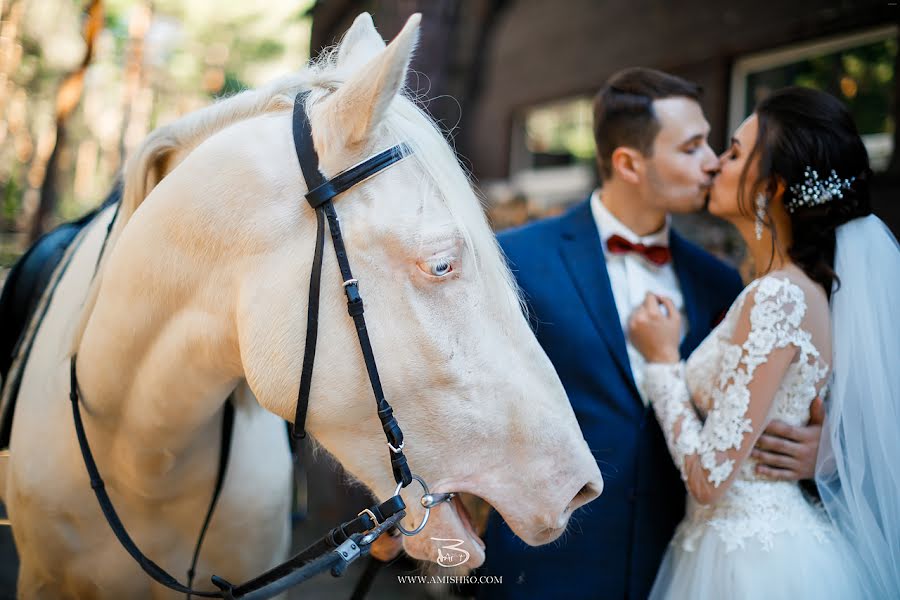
[27,0,104,243]
[0,0,26,148]
[118,1,152,168]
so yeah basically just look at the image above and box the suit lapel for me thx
[670,230,708,358]
[558,201,640,396]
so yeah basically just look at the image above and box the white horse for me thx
[0,13,602,598]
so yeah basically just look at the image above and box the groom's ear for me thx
[611,147,644,184]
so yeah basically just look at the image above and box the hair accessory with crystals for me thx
[787,166,855,213]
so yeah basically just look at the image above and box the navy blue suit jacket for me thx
[478,200,744,600]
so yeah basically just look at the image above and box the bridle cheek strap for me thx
[290,92,413,488]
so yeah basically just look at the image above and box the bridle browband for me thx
[67,91,452,599]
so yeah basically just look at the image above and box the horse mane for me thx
[114,45,359,234]
[70,44,524,355]
[69,66,324,354]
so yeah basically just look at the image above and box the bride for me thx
[628,86,899,599]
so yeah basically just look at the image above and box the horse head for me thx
[83,12,602,569]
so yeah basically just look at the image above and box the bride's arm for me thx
[634,277,811,505]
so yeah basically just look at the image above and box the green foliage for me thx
[745,37,896,137]
[1,0,315,247]
[216,71,248,98]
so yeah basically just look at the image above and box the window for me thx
[729,26,897,172]
[503,96,597,214]
[514,96,595,170]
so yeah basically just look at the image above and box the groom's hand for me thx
[752,397,825,480]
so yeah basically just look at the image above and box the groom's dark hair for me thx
[593,67,702,180]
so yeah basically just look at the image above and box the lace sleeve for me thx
[644,276,815,504]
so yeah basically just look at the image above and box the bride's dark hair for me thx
[738,86,872,298]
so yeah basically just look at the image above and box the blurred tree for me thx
[27,0,103,243]
[0,0,27,230]
[117,0,151,167]
[0,0,312,261]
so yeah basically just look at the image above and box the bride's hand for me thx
[628,293,681,363]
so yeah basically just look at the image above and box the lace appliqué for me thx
[645,277,811,487]
[645,275,836,553]
[676,483,833,553]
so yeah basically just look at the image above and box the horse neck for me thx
[75,185,250,471]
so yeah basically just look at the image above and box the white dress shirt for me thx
[590,189,686,405]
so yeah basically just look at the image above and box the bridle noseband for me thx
[67,91,455,599]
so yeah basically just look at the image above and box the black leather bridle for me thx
[67,91,452,599]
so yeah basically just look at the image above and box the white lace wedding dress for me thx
[644,270,861,599]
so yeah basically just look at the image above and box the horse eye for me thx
[430,260,453,277]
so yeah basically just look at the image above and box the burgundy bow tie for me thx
[606,234,672,266]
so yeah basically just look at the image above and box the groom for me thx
[477,68,823,599]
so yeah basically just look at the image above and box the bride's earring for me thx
[755,193,767,240]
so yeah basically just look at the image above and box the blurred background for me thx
[0,0,314,269]
[0,0,897,274]
[310,0,898,263]
[0,1,897,598]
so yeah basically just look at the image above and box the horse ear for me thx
[321,13,420,149]
[336,13,386,71]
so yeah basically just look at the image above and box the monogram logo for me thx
[431,538,470,568]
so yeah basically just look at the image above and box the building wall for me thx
[310,0,497,154]
[311,1,899,237]
[468,0,895,178]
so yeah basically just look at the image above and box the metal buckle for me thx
[387,440,405,454]
[359,511,407,546]
[357,508,379,528]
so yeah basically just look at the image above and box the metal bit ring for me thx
[393,474,431,537]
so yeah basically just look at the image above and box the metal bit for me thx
[420,492,456,509]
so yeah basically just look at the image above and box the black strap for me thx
[291,206,324,441]
[291,96,327,191]
[62,198,236,599]
[289,91,412,488]
[1,189,120,450]
[290,91,325,441]
[213,533,365,600]
[92,199,121,281]
[305,146,410,208]
[70,353,406,599]
[207,495,406,598]
[187,398,235,599]
[68,356,222,598]
[289,93,409,209]
[322,202,410,486]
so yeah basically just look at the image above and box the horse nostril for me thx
[570,479,603,511]
[554,480,604,530]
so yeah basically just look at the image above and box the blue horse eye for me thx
[431,261,452,276]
